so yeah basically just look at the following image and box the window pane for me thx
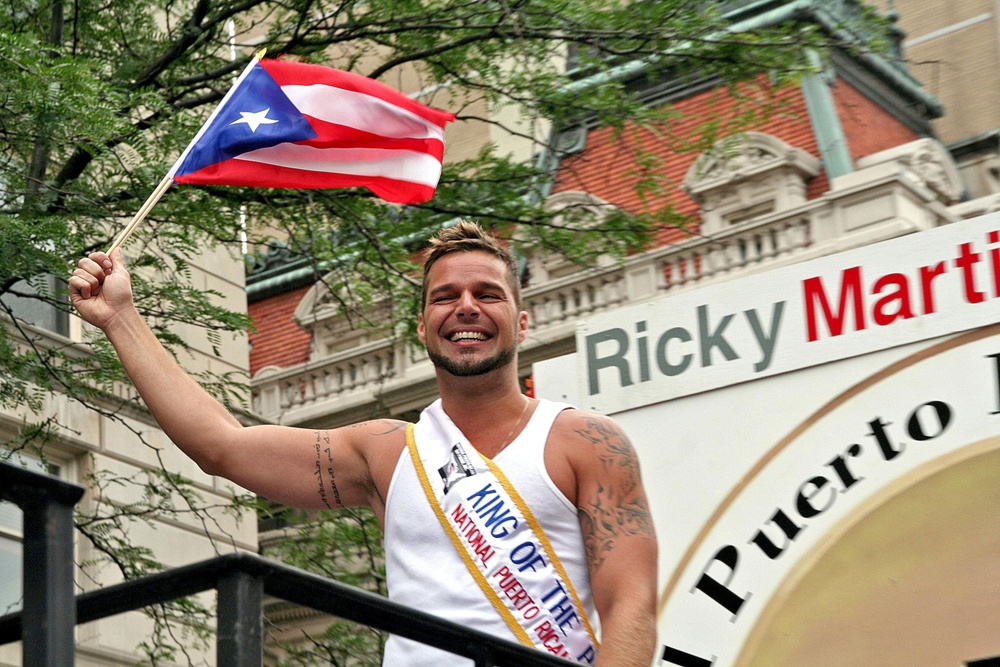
[0,502,18,533]
[0,451,59,534]
[0,536,21,613]
[0,275,70,336]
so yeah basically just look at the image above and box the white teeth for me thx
[450,331,487,342]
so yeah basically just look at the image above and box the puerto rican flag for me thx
[170,58,455,204]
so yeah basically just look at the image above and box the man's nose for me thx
[456,292,479,317]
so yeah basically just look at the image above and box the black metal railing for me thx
[0,459,580,667]
[0,457,83,667]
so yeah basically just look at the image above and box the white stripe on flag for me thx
[281,84,446,141]
[236,144,443,186]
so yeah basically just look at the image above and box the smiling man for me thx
[70,220,658,667]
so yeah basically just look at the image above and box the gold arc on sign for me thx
[656,322,1000,616]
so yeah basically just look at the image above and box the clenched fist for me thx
[69,249,135,332]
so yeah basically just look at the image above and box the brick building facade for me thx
[243,2,1000,663]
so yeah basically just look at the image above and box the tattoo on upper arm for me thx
[314,430,343,509]
[574,416,655,571]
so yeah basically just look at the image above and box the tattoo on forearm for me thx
[314,430,343,509]
[575,417,655,570]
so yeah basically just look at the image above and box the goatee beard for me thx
[427,345,516,377]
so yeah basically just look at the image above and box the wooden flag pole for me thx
[106,172,174,254]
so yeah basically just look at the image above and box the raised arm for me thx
[561,411,659,667]
[69,250,394,513]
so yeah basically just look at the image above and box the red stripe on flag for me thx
[174,158,438,204]
[301,115,445,161]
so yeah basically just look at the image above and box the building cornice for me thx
[560,0,941,124]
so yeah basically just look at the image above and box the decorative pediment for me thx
[293,280,392,359]
[684,132,821,235]
[527,191,622,282]
[543,190,622,228]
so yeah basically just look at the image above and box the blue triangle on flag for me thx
[176,63,318,176]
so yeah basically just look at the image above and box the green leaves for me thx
[260,505,387,666]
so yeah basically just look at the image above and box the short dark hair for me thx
[421,220,521,308]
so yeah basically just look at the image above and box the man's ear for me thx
[417,312,426,345]
[517,310,528,343]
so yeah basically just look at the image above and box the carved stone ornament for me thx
[684,132,821,194]
[543,190,617,219]
[856,138,963,203]
[293,279,391,360]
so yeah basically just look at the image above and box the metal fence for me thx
[0,459,579,667]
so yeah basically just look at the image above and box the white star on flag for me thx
[231,108,278,132]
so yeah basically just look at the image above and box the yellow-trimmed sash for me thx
[406,401,599,664]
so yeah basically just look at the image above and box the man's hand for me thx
[69,249,135,331]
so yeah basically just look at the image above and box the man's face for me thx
[417,251,527,378]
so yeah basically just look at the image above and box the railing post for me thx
[0,461,84,667]
[22,496,79,667]
[217,569,263,667]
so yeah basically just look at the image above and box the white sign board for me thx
[536,214,1000,666]
[576,214,1000,413]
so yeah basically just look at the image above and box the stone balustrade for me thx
[253,338,415,425]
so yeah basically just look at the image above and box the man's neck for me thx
[436,369,528,451]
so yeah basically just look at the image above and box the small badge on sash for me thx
[438,443,477,493]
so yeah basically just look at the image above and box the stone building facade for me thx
[246,2,969,431]
[0,246,255,667]
[874,0,1000,198]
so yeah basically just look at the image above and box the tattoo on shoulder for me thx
[341,419,407,436]
[371,420,408,436]
[314,430,343,509]
[574,415,655,570]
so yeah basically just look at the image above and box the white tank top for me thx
[382,399,597,666]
